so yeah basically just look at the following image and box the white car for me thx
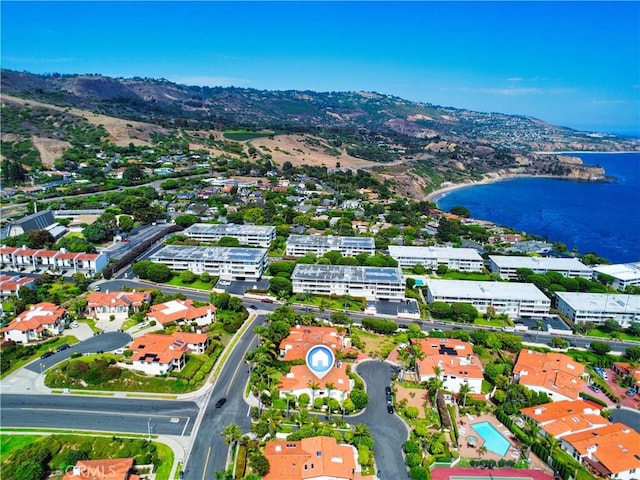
[70,321,80,328]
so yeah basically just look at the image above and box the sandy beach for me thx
[425,172,577,203]
[426,173,512,203]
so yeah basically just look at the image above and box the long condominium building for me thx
[555,292,640,328]
[591,262,640,291]
[388,246,484,272]
[489,255,593,280]
[149,245,268,280]
[285,234,375,257]
[425,279,550,318]
[182,223,276,247]
[291,264,405,301]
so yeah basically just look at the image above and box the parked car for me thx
[385,386,392,395]
[70,321,79,328]
[626,389,636,397]
[40,351,54,359]
[56,343,70,352]
[387,404,395,414]
[589,384,600,393]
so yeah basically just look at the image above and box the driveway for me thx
[353,360,409,479]
[26,331,132,373]
[63,322,94,341]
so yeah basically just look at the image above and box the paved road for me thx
[96,279,638,352]
[27,331,132,372]
[610,407,640,434]
[184,314,263,480]
[0,394,198,436]
[353,361,409,480]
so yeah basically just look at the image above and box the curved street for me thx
[353,361,409,480]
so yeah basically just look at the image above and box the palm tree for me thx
[296,409,309,427]
[308,381,320,405]
[325,382,335,420]
[352,423,371,445]
[535,320,544,342]
[458,383,471,408]
[221,423,242,446]
[479,445,488,457]
[265,408,283,437]
[545,434,559,464]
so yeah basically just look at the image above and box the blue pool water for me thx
[472,421,510,456]
[414,279,425,286]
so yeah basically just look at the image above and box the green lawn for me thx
[166,277,215,291]
[436,271,492,281]
[223,130,274,141]
[0,435,40,455]
[587,328,639,343]
[291,294,364,312]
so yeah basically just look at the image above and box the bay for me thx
[435,153,640,263]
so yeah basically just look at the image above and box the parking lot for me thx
[585,367,640,409]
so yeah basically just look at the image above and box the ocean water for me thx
[436,152,640,263]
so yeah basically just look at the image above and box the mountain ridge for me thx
[1,69,638,200]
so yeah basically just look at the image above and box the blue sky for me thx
[2,1,639,135]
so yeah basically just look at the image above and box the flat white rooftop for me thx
[592,262,640,281]
[426,279,549,301]
[287,235,374,249]
[555,292,640,313]
[184,223,275,236]
[292,264,404,283]
[150,245,267,262]
[389,246,483,260]
[489,255,592,271]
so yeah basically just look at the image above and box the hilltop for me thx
[1,69,638,199]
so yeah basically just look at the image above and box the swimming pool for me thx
[471,421,510,456]
[414,278,425,286]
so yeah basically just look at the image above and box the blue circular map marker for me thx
[306,345,335,379]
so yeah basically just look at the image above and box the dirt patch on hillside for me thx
[252,134,379,169]
[32,136,71,167]
[1,94,166,148]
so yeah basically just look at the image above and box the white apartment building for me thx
[149,245,268,281]
[425,279,551,318]
[285,235,375,257]
[388,246,484,272]
[489,255,593,280]
[591,262,640,291]
[555,292,640,328]
[182,223,276,247]
[291,264,405,301]
[0,246,108,276]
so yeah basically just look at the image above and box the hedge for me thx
[235,444,247,480]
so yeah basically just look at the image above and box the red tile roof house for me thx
[560,423,640,480]
[276,325,353,402]
[279,325,347,362]
[0,274,36,300]
[63,458,139,480]
[147,299,216,327]
[520,400,610,439]
[513,349,586,402]
[129,332,209,376]
[33,249,60,270]
[412,338,484,394]
[86,291,152,323]
[1,302,67,344]
[264,436,375,480]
